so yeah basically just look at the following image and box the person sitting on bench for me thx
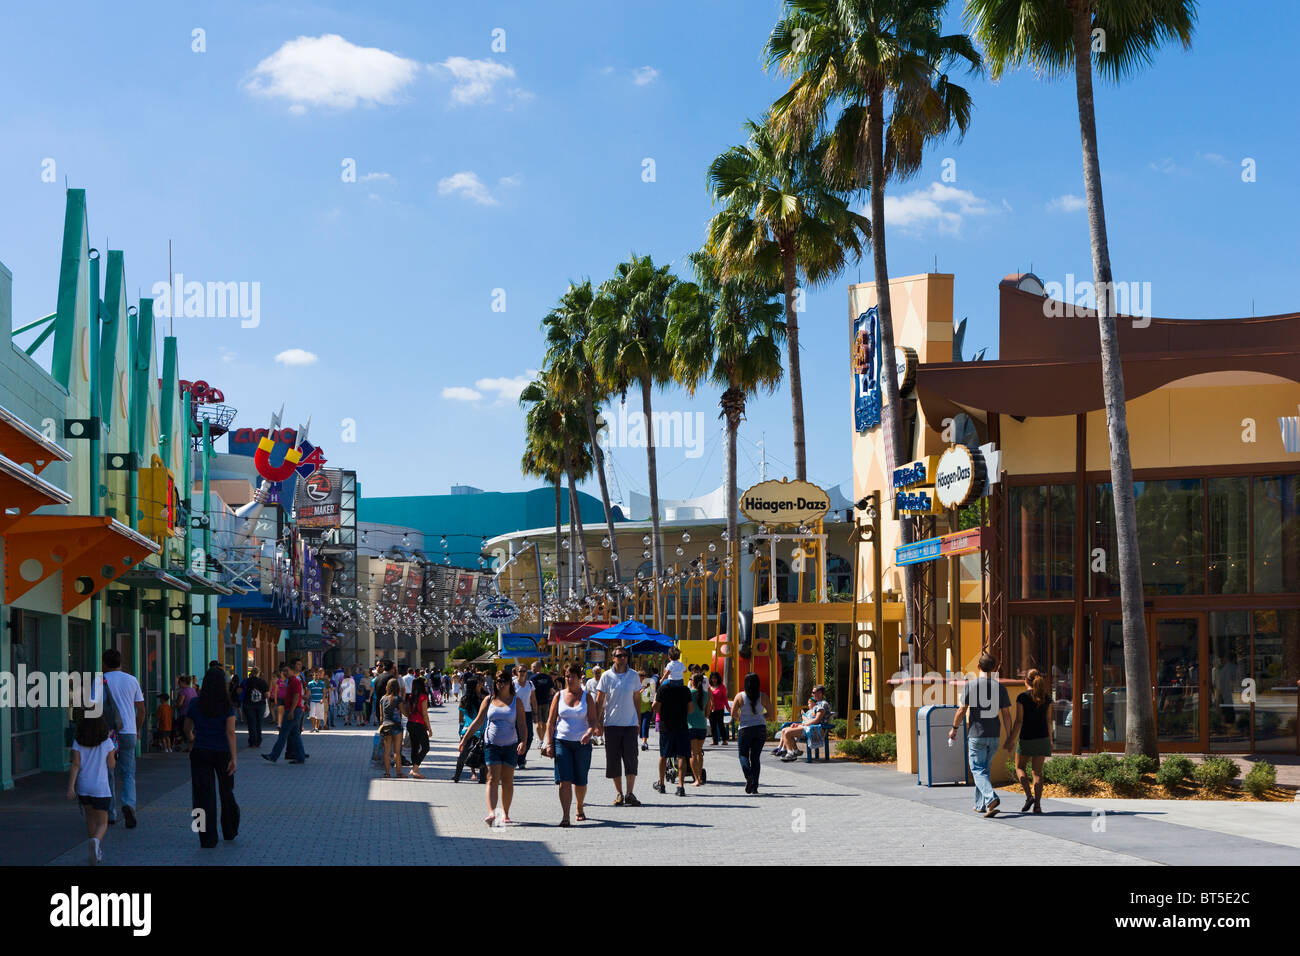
[775,685,830,761]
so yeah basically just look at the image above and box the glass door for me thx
[1152,615,1206,750]
[1094,615,1127,751]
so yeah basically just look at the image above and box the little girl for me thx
[67,710,117,865]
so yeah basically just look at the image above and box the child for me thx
[154,693,174,752]
[67,710,117,866]
[661,646,686,685]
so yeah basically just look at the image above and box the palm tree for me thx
[543,280,624,615]
[965,0,1196,758]
[767,0,980,655]
[707,113,870,482]
[668,250,786,690]
[520,388,568,601]
[589,254,679,630]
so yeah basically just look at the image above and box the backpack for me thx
[101,677,124,733]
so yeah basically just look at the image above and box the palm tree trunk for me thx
[780,244,807,482]
[572,478,591,597]
[1073,9,1155,757]
[566,462,580,601]
[868,87,917,656]
[722,387,744,694]
[554,473,563,611]
[583,397,622,617]
[641,372,663,630]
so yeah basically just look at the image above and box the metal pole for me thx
[202,417,212,665]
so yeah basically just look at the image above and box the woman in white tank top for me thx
[543,662,598,827]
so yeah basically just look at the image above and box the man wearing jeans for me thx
[949,652,1011,817]
[101,648,145,828]
[263,665,307,763]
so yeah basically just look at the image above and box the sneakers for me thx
[651,782,664,794]
[675,786,686,797]
[123,806,137,829]
[781,752,800,762]
[262,754,276,763]
[641,743,649,751]
[623,793,641,807]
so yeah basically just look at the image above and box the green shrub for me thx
[836,732,897,762]
[1061,768,1096,794]
[1120,753,1158,776]
[1243,762,1276,798]
[1005,759,1018,781]
[1080,753,1118,779]
[1104,763,1142,791]
[765,721,782,740]
[1156,755,1195,789]
[831,718,848,739]
[1042,756,1080,784]
[1194,756,1241,790]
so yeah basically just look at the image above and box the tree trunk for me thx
[641,373,663,630]
[868,86,917,655]
[722,387,744,695]
[583,397,623,617]
[554,473,563,611]
[1073,8,1155,757]
[780,245,807,482]
[571,475,591,597]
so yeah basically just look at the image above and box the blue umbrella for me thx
[597,619,673,643]
[624,638,675,654]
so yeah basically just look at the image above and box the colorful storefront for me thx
[851,271,1300,755]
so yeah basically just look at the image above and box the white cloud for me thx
[360,171,393,183]
[219,347,237,364]
[274,348,318,366]
[436,56,522,106]
[245,35,421,112]
[1149,157,1177,174]
[632,66,659,86]
[1198,152,1228,166]
[438,171,499,206]
[442,386,483,402]
[477,372,538,406]
[1047,193,1086,213]
[497,174,522,189]
[879,182,994,237]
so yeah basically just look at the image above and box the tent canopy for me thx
[624,638,674,654]
[597,619,674,644]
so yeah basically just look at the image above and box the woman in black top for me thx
[1004,668,1052,814]
[183,666,240,847]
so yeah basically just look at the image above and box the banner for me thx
[455,573,476,606]
[405,564,424,610]
[295,468,343,528]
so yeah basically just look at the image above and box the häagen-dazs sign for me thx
[934,444,986,508]
[740,479,830,526]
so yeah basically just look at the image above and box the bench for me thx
[776,715,834,762]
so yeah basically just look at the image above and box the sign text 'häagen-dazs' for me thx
[739,479,831,526]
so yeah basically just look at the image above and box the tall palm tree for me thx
[707,113,870,482]
[543,280,624,615]
[589,254,679,629]
[668,250,786,690]
[768,0,980,654]
[965,0,1195,757]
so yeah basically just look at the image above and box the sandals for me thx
[559,819,571,827]
[576,810,587,822]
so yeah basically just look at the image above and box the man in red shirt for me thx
[263,664,307,763]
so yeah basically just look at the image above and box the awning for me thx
[547,621,612,644]
[219,588,308,630]
[184,570,234,596]
[118,567,192,592]
[0,454,71,532]
[1,514,159,610]
[0,403,71,475]
[750,600,907,626]
[595,619,673,644]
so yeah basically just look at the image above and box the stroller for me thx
[453,724,485,783]
[430,688,443,708]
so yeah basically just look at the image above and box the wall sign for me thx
[498,633,536,656]
[740,478,830,526]
[892,455,940,490]
[895,487,943,515]
[895,346,918,395]
[853,308,881,431]
[895,527,985,567]
[478,596,522,628]
[934,444,986,509]
[896,537,942,566]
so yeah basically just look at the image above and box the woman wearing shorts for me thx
[377,677,406,778]
[687,673,710,785]
[543,662,597,826]
[1004,668,1052,814]
[460,671,527,825]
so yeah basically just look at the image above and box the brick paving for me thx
[44,704,1145,866]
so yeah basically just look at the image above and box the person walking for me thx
[376,676,406,778]
[652,673,694,797]
[339,670,356,726]
[407,676,431,779]
[358,671,373,725]
[949,652,1012,818]
[707,671,729,746]
[512,665,535,770]
[594,649,642,806]
[529,660,555,750]
[307,669,327,732]
[242,667,269,748]
[100,648,145,829]
[67,709,116,865]
[731,673,769,794]
[686,673,709,785]
[1004,668,1052,814]
[542,662,597,826]
[460,671,528,825]
[637,671,655,752]
[263,664,307,764]
[182,666,240,848]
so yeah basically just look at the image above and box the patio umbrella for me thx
[624,638,675,654]
[596,619,673,644]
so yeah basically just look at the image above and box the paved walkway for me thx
[42,704,1147,866]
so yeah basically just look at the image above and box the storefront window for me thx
[1010,485,1074,599]
[1208,477,1250,594]
[1252,610,1299,752]
[1093,480,1205,596]
[1208,611,1251,751]
[1050,486,1076,598]
[1253,475,1300,594]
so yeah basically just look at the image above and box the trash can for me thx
[917,704,968,787]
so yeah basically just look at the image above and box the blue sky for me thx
[2,0,1296,507]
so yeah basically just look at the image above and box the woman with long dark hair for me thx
[1004,668,1052,813]
[377,676,406,779]
[407,676,431,779]
[459,670,527,825]
[730,673,769,795]
[686,673,709,785]
[182,666,240,848]
[707,671,729,745]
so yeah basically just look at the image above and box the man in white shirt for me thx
[596,649,644,806]
[512,665,535,769]
[99,648,145,828]
[339,672,356,726]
